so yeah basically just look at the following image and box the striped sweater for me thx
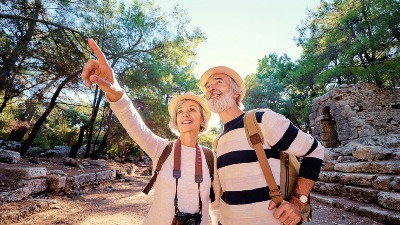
[209,109,324,225]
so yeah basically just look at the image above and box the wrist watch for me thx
[292,192,308,204]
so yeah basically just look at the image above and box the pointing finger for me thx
[87,38,108,65]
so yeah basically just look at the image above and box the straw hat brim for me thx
[199,66,245,100]
[168,93,211,120]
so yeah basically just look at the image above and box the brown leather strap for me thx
[244,109,284,206]
[173,139,182,178]
[202,146,214,180]
[173,138,203,214]
[195,144,203,183]
[142,142,173,194]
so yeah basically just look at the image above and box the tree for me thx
[296,0,400,88]
[0,0,42,113]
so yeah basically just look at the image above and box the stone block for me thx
[69,173,96,187]
[372,175,394,191]
[341,173,375,187]
[26,147,44,156]
[377,191,400,211]
[324,149,341,161]
[313,182,348,196]
[390,176,400,191]
[87,159,106,167]
[0,167,47,179]
[334,162,365,173]
[0,150,20,164]
[21,179,47,194]
[0,187,30,203]
[347,186,379,203]
[46,174,66,190]
[353,145,392,161]
[362,161,400,174]
[334,161,400,174]
[333,142,358,155]
[96,170,113,182]
[318,171,342,183]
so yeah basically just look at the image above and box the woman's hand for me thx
[81,38,124,102]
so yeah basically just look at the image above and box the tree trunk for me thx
[0,95,11,114]
[91,106,113,160]
[18,74,76,155]
[69,88,103,158]
[83,87,102,158]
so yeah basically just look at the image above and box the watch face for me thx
[300,195,308,203]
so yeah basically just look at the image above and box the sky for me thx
[154,0,321,79]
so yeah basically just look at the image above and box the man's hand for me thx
[268,200,301,225]
[81,38,124,102]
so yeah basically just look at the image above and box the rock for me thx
[62,157,78,167]
[29,158,40,164]
[26,147,44,156]
[87,159,106,167]
[0,149,20,164]
[0,167,47,179]
[377,191,400,211]
[353,145,393,161]
[390,176,400,191]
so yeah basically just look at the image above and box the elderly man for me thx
[201,66,325,225]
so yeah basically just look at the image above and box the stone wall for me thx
[309,83,400,147]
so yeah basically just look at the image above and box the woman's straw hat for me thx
[168,92,211,120]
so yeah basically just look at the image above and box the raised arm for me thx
[81,39,168,159]
[81,38,124,102]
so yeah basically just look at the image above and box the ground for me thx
[7,181,384,225]
[1,156,384,225]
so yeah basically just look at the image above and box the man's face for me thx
[204,73,236,113]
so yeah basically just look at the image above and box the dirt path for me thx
[9,177,383,225]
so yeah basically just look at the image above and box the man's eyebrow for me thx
[205,77,223,87]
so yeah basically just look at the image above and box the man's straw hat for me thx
[199,66,245,101]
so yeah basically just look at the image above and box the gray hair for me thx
[169,99,209,136]
[229,77,245,110]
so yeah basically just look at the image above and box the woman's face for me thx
[176,100,203,134]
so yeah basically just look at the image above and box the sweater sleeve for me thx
[109,93,168,160]
[261,109,324,181]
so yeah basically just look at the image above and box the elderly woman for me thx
[81,39,217,225]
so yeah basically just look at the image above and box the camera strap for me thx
[173,138,203,214]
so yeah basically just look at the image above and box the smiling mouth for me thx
[209,92,221,99]
[182,120,193,124]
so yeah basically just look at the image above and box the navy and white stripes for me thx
[213,109,324,225]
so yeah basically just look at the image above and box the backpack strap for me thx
[201,146,216,202]
[142,141,174,194]
[202,146,214,180]
[244,109,284,207]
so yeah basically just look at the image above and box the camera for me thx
[175,211,202,225]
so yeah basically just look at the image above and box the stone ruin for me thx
[309,83,400,224]
[0,141,139,224]
[309,82,399,148]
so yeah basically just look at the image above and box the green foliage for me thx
[0,0,205,158]
[296,0,400,87]
[246,0,400,131]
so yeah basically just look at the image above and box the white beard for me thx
[207,90,236,113]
